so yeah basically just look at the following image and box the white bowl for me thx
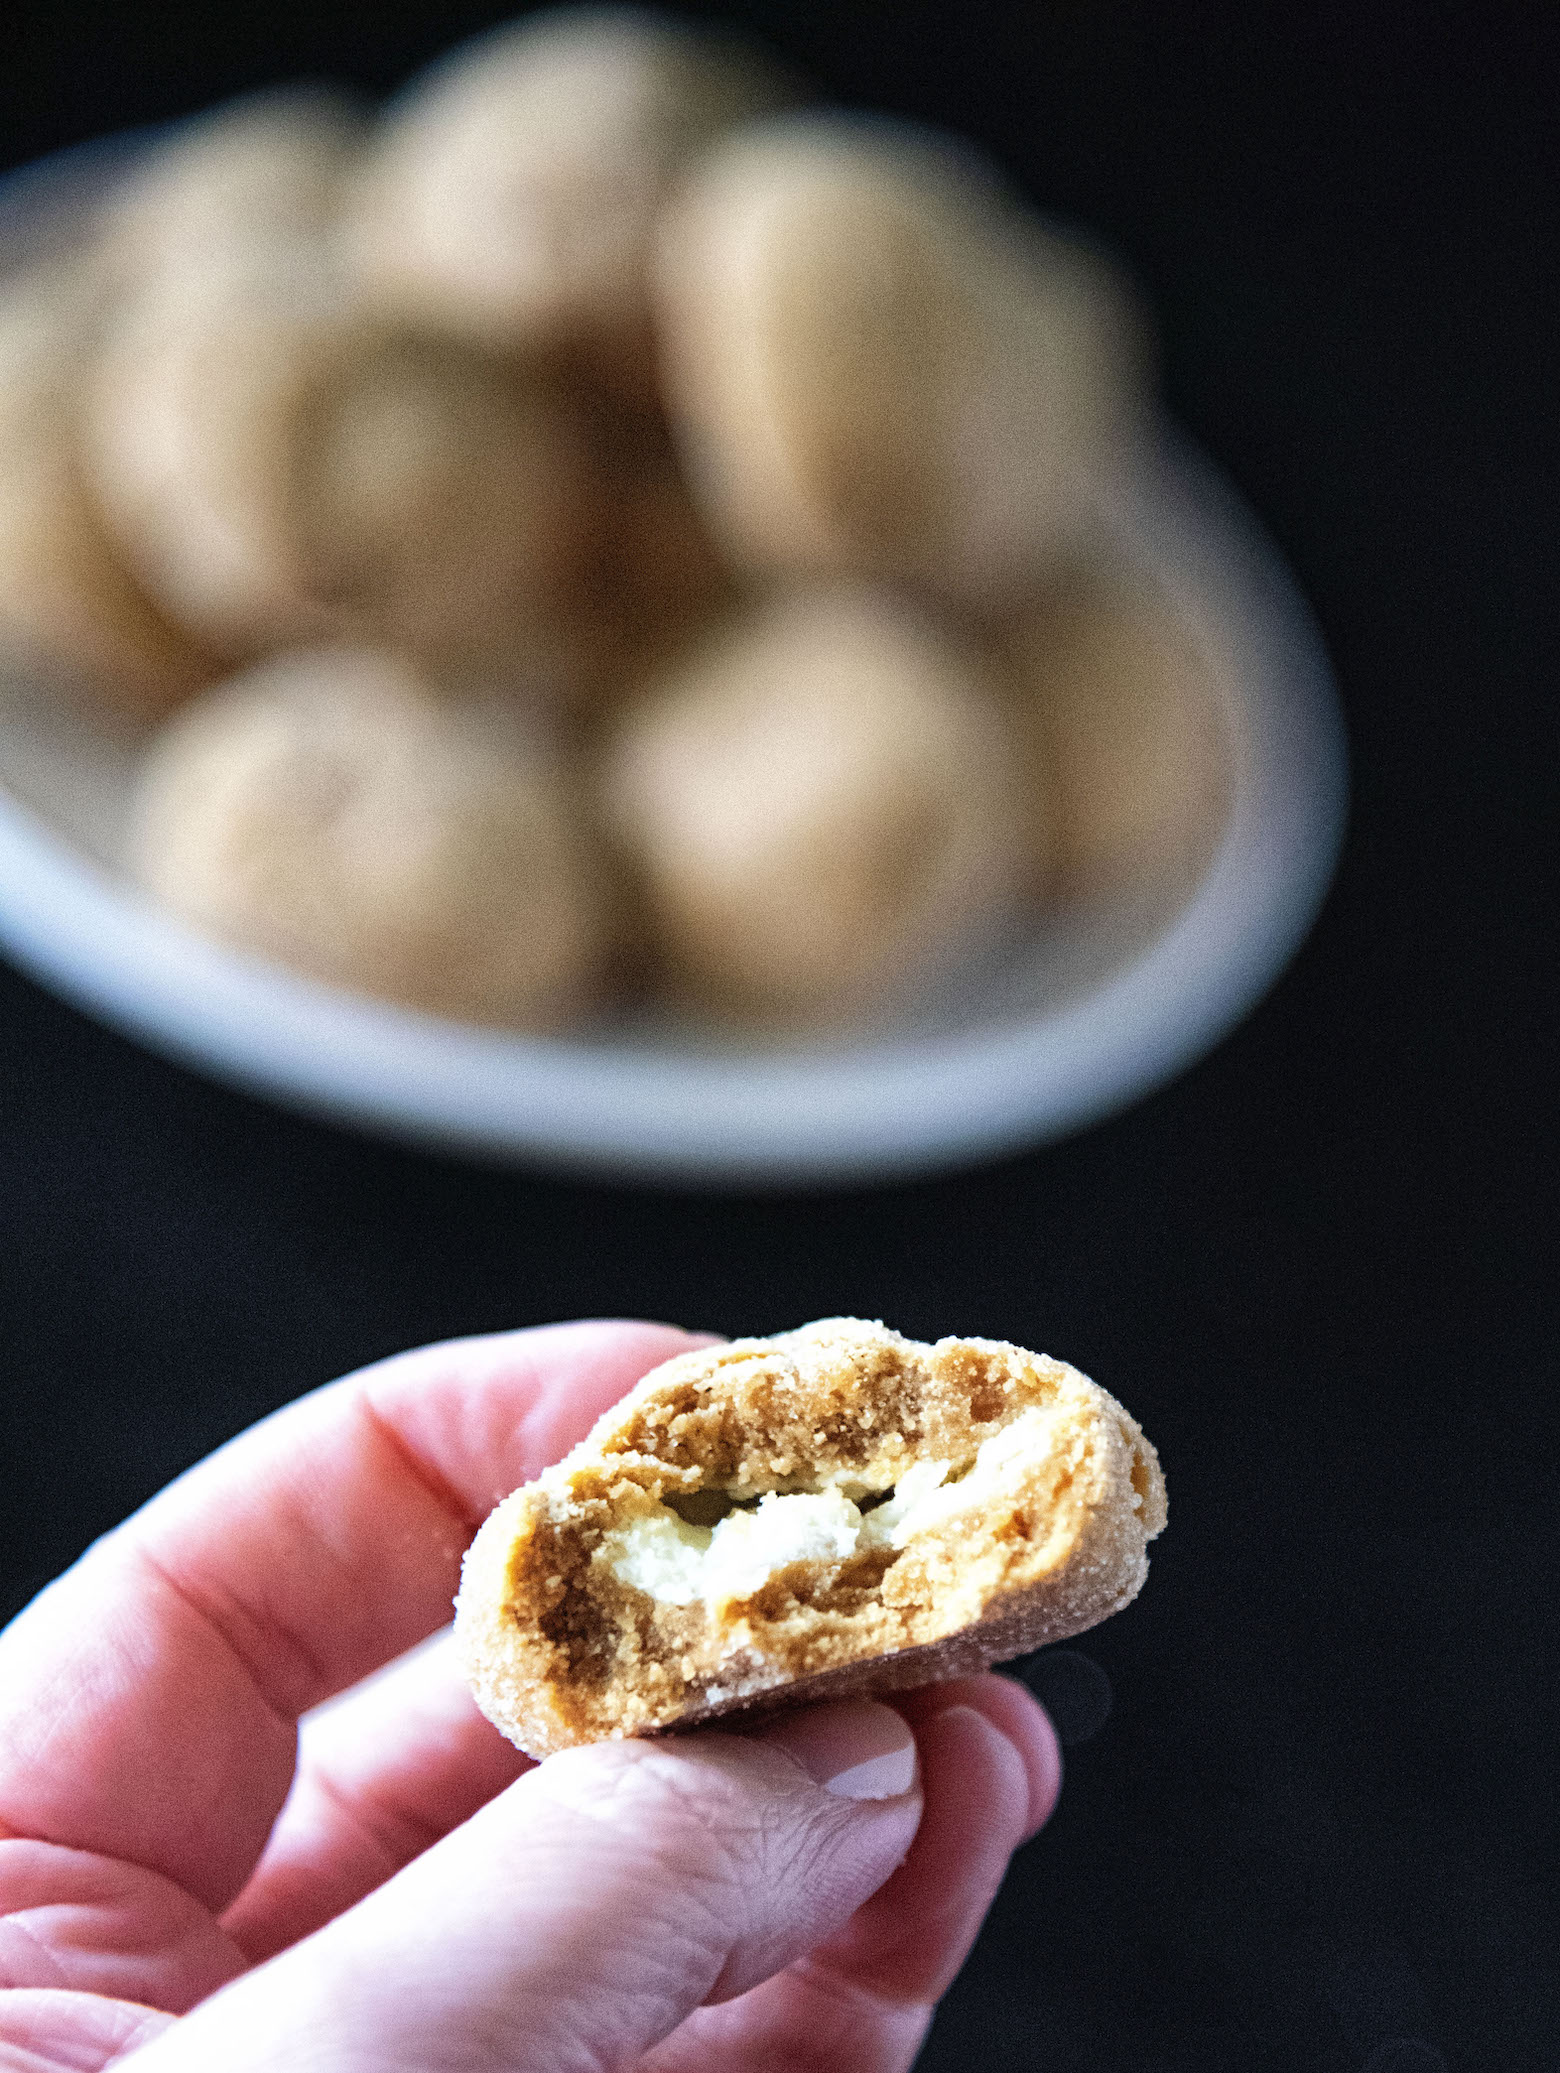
[0,141,1346,1187]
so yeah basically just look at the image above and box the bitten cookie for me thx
[457,1317,1166,1756]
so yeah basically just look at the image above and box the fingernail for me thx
[760,1701,919,1800]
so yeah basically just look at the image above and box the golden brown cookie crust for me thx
[456,1318,1166,1756]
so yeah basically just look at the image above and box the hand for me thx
[0,1321,1060,2071]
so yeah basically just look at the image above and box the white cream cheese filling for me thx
[603,1405,1050,1607]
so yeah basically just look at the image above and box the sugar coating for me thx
[457,1317,1167,1755]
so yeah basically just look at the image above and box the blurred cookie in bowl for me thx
[1001,558,1238,902]
[294,326,665,694]
[129,649,612,1028]
[349,6,796,400]
[82,251,660,699]
[84,253,357,663]
[0,260,219,721]
[597,587,1039,1030]
[93,86,368,289]
[654,115,1148,608]
[563,380,735,693]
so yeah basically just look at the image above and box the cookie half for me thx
[457,1318,1166,1756]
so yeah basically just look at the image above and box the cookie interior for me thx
[461,1320,1165,1750]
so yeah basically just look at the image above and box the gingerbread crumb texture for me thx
[456,1317,1166,1756]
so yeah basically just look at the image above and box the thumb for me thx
[126,1701,922,2072]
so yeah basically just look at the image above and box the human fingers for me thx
[0,1834,247,2017]
[0,1987,173,2071]
[122,1702,923,2073]
[814,1674,1061,2001]
[0,1322,710,1916]
[219,1651,1055,1977]
[635,1673,1059,2072]
[224,1655,1058,1995]
[221,1630,531,1962]
[894,1671,1063,1844]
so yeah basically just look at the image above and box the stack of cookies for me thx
[0,8,1233,1034]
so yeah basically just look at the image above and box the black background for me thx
[3,5,1558,2069]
